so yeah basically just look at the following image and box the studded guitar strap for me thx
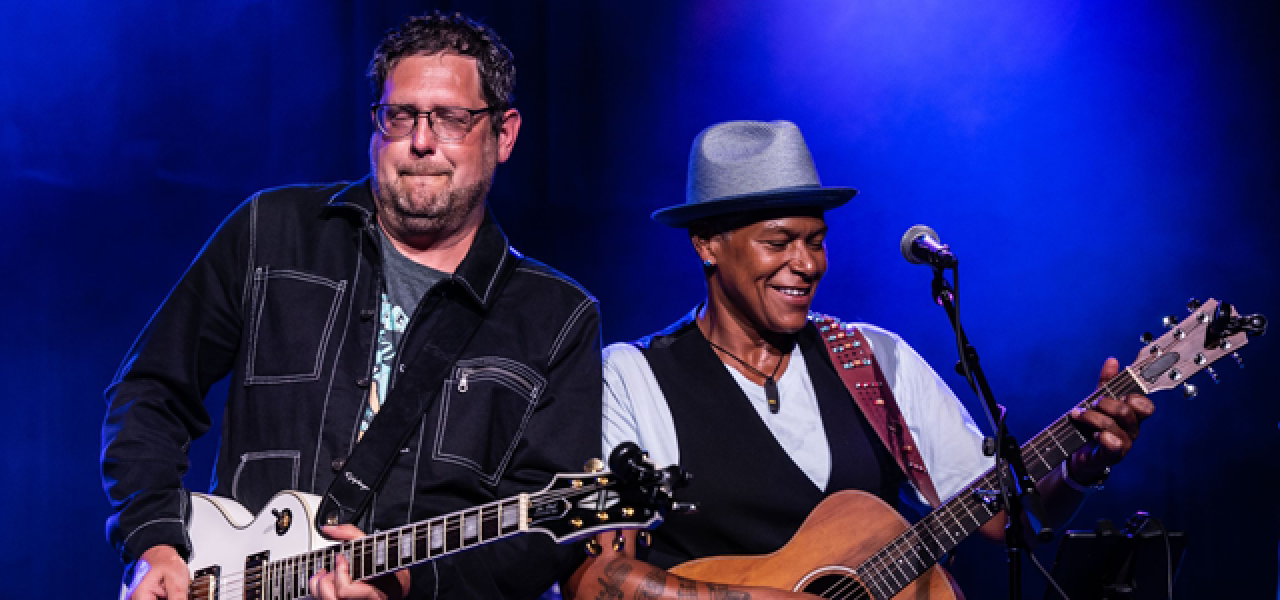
[812,315,942,508]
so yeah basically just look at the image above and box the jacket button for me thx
[331,458,345,472]
[356,378,370,388]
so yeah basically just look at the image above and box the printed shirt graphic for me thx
[360,226,444,439]
[358,294,411,439]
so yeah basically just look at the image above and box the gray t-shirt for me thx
[358,227,446,438]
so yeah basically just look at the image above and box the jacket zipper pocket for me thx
[454,361,538,396]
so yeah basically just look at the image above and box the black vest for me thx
[637,314,905,568]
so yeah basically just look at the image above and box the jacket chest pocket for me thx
[244,266,348,385]
[432,356,546,485]
[230,449,301,513]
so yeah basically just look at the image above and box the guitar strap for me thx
[812,315,942,508]
[314,255,519,530]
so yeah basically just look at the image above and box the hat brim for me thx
[651,186,858,228]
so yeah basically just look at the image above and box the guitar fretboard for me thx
[250,496,526,599]
[848,370,1142,600]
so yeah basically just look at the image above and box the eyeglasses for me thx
[371,104,495,142]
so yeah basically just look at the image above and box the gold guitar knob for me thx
[570,518,584,528]
[584,458,605,473]
[621,507,635,518]
[596,511,609,522]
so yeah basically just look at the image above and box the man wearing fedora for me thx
[565,120,1151,598]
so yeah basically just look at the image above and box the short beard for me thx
[377,174,490,243]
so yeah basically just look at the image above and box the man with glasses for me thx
[103,12,602,599]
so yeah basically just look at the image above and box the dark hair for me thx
[368,12,515,135]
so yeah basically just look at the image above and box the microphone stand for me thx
[928,266,1051,600]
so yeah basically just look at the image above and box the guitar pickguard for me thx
[186,492,333,599]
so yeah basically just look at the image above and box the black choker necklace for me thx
[705,338,786,413]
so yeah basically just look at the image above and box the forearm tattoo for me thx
[636,569,666,600]
[594,558,752,600]
[595,560,632,600]
[706,582,751,600]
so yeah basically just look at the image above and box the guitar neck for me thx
[852,369,1143,599]
[257,493,531,596]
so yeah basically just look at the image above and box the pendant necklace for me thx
[706,339,786,413]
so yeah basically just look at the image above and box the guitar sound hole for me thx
[800,574,870,599]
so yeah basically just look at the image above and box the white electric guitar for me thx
[121,442,686,599]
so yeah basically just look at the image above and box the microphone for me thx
[900,224,957,268]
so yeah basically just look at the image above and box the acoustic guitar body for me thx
[670,490,961,599]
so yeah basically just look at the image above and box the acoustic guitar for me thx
[671,298,1265,599]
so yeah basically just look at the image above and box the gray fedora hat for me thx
[651,120,857,228]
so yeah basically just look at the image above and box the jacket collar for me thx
[324,176,378,221]
[325,176,516,310]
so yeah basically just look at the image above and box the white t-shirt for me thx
[602,322,994,509]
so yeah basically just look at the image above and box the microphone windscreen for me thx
[900,224,940,265]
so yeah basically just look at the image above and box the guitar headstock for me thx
[522,442,690,544]
[1130,298,1267,396]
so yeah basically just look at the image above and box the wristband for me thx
[1061,460,1110,493]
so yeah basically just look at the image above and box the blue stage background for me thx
[2,0,1275,596]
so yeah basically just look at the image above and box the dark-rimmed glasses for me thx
[371,104,495,142]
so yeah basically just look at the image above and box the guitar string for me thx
[201,499,538,596]
[194,350,1174,597]
[197,336,1189,598]
[818,372,1145,600]
[192,482,617,595]
[867,374,1140,599]
[217,477,646,593]
[203,498,547,596]
[202,505,520,595]
[837,378,1138,599]
[820,392,1117,600]
[849,313,1228,593]
[199,314,1207,598]
[805,336,1186,598]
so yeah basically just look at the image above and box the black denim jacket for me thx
[102,178,602,598]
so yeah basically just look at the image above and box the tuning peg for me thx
[584,458,605,473]
[1187,298,1203,311]
[1140,332,1155,344]
[1162,315,1181,328]
[584,539,602,556]
[1182,383,1198,398]
[1233,352,1244,368]
[1205,366,1219,383]
[612,531,626,552]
